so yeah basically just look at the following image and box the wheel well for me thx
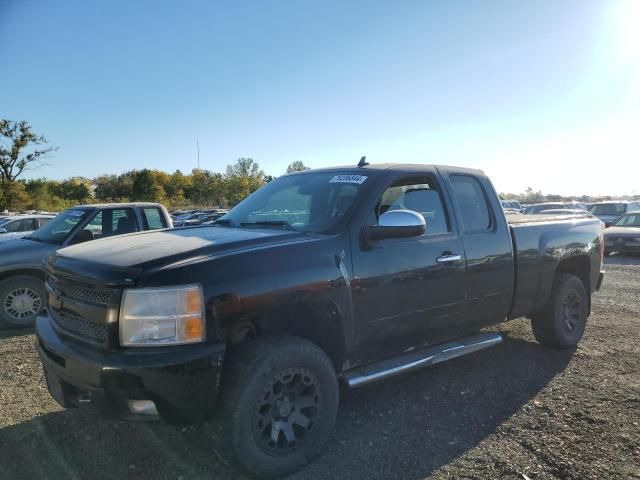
[555,256,590,292]
[0,269,45,284]
[226,303,347,370]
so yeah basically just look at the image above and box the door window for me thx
[111,209,138,235]
[375,176,450,236]
[142,208,167,230]
[84,211,104,237]
[4,218,37,232]
[449,175,493,233]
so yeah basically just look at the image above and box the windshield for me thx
[219,172,368,233]
[612,213,640,227]
[27,209,89,244]
[0,218,10,226]
[590,203,626,216]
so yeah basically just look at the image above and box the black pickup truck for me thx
[0,203,171,329]
[35,164,604,478]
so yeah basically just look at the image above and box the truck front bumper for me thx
[35,313,226,423]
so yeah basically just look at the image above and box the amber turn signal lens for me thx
[183,316,203,340]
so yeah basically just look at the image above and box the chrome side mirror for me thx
[365,209,426,240]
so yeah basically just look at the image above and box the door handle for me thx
[436,253,462,263]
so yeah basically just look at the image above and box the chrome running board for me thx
[343,333,502,388]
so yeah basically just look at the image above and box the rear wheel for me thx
[531,274,588,349]
[217,335,338,479]
[0,275,46,329]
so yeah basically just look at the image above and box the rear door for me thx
[351,170,467,363]
[443,172,514,330]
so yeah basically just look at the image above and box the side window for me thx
[3,220,20,232]
[84,211,104,238]
[142,208,167,230]
[111,209,138,235]
[449,175,493,233]
[5,219,36,232]
[376,176,450,236]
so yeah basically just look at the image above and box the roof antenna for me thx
[358,156,369,167]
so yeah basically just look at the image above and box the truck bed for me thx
[506,212,595,225]
[506,214,602,320]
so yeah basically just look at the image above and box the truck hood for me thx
[47,226,312,284]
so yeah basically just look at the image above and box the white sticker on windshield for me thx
[329,174,368,184]
[68,210,85,217]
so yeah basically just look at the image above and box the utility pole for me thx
[196,140,200,170]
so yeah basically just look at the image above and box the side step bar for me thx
[343,333,502,388]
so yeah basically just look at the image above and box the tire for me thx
[531,274,589,349]
[217,335,339,479]
[0,275,46,329]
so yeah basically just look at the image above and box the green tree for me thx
[285,160,309,174]
[0,181,32,211]
[54,177,93,202]
[225,158,266,205]
[0,120,56,209]
[131,169,166,202]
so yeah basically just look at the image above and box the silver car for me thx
[0,215,55,242]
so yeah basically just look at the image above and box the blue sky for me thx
[1,0,639,195]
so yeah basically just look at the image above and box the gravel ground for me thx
[1,256,639,480]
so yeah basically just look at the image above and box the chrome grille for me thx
[49,276,110,306]
[50,309,108,343]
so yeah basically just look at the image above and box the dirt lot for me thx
[1,257,639,480]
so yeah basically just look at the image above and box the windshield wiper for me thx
[240,220,295,230]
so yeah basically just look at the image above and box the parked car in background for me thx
[501,200,522,211]
[0,203,172,329]
[589,201,640,227]
[503,208,522,215]
[0,215,55,242]
[523,202,587,214]
[603,212,640,255]
[35,163,604,478]
[173,209,230,227]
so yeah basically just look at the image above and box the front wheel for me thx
[531,274,589,349]
[0,275,46,329]
[217,335,339,479]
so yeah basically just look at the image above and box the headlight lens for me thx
[119,285,205,347]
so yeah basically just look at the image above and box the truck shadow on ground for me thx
[0,327,34,340]
[0,330,572,480]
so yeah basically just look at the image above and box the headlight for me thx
[119,285,205,347]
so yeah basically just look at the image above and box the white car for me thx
[0,215,55,242]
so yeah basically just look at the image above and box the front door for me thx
[351,172,467,364]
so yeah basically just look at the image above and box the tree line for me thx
[0,119,309,212]
[499,187,639,204]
